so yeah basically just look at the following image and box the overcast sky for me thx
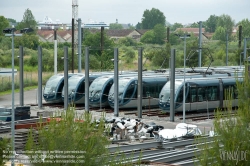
[1,0,249,26]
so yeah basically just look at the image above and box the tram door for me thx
[187,84,197,111]
[196,86,207,111]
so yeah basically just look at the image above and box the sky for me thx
[1,0,250,26]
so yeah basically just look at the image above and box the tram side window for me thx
[207,86,218,101]
[143,85,157,98]
[197,87,206,102]
[191,88,197,102]
[125,84,135,99]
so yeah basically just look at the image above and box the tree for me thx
[170,22,183,31]
[140,30,154,44]
[153,24,167,44]
[17,8,37,31]
[109,23,123,30]
[83,30,114,70]
[0,138,11,165]
[237,19,250,40]
[212,26,227,41]
[141,8,166,29]
[204,15,218,33]
[14,34,39,50]
[187,22,199,28]
[118,37,137,46]
[25,108,127,166]
[135,22,142,29]
[140,24,166,45]
[7,18,16,24]
[119,46,136,64]
[217,14,235,37]
[0,16,9,36]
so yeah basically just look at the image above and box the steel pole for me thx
[38,46,43,109]
[226,32,228,66]
[198,21,202,67]
[170,49,175,122]
[78,18,82,73]
[19,46,24,106]
[64,47,68,111]
[244,38,247,60]
[137,48,143,118]
[11,30,15,166]
[54,30,57,74]
[183,37,186,123]
[85,47,89,113]
[114,48,119,117]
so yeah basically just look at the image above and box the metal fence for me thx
[0,72,53,92]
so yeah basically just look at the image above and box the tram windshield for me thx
[109,78,133,95]
[61,75,83,96]
[44,75,63,94]
[160,80,183,102]
[90,76,111,92]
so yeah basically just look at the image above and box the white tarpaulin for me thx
[156,123,202,140]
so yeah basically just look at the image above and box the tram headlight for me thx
[118,93,123,100]
[93,91,101,100]
[50,87,56,94]
[69,89,75,97]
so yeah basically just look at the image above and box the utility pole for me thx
[72,0,78,73]
[198,21,202,67]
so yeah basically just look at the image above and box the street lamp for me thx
[3,28,22,166]
[3,27,33,166]
[177,34,190,123]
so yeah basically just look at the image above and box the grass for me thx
[0,86,39,96]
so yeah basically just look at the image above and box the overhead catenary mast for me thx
[72,0,78,73]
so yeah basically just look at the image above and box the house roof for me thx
[175,28,205,34]
[37,30,72,40]
[136,29,150,35]
[87,29,149,37]
[106,29,134,37]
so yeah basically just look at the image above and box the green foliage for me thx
[217,14,235,33]
[0,137,11,166]
[168,33,180,45]
[141,8,166,29]
[7,18,16,24]
[140,30,154,44]
[16,8,37,32]
[117,37,137,46]
[237,19,250,40]
[140,24,167,45]
[187,22,199,28]
[14,34,39,50]
[83,30,115,70]
[145,44,170,68]
[119,46,136,63]
[0,16,9,36]
[212,26,227,41]
[204,15,218,33]
[109,23,123,30]
[25,107,131,166]
[0,36,11,50]
[135,22,142,29]
[170,22,183,31]
[153,24,167,44]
